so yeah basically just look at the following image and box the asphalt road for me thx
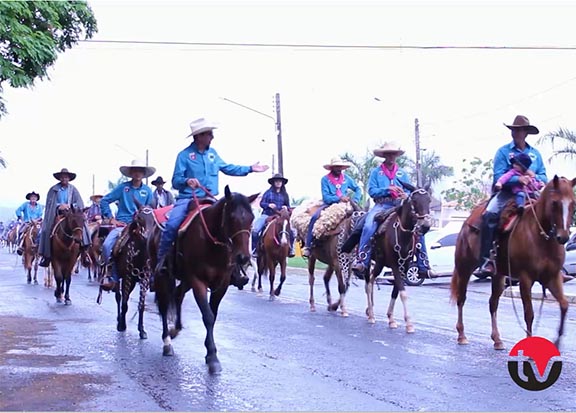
[0,249,575,411]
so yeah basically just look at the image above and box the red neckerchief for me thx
[380,163,399,198]
[326,172,345,197]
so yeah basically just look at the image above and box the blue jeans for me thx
[157,198,190,261]
[305,205,328,248]
[515,191,526,208]
[357,203,393,267]
[251,214,268,252]
[102,227,123,282]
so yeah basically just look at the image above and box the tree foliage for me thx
[538,127,576,161]
[442,157,493,211]
[0,1,98,116]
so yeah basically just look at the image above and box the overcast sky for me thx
[2,0,576,211]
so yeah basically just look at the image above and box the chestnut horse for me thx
[22,219,42,285]
[451,176,576,349]
[365,186,432,332]
[113,205,155,339]
[254,208,292,299]
[155,186,258,373]
[50,207,86,305]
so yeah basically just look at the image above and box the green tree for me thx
[538,127,576,160]
[0,1,98,117]
[290,196,307,207]
[442,157,493,211]
[108,176,129,192]
[341,150,379,208]
[402,150,454,192]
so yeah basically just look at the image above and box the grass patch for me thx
[287,256,328,270]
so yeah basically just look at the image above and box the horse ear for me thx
[571,177,576,188]
[554,175,560,189]
[401,181,416,192]
[225,185,232,200]
[247,193,260,204]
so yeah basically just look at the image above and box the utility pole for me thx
[92,174,95,196]
[145,149,149,185]
[275,93,284,176]
[415,118,422,187]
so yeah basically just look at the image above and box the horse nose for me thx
[557,234,569,244]
[236,254,250,266]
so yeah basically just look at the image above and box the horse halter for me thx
[396,188,431,232]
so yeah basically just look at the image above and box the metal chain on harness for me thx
[393,219,416,276]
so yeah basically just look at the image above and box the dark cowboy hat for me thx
[504,115,539,135]
[25,191,40,201]
[267,173,288,185]
[53,168,77,181]
[511,152,532,171]
[151,176,167,186]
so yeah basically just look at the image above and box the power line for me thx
[80,39,576,51]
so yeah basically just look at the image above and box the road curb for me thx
[503,286,576,303]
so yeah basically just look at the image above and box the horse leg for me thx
[395,275,414,333]
[365,268,377,324]
[33,256,38,285]
[138,278,148,339]
[268,261,276,301]
[171,282,189,336]
[256,256,265,294]
[545,272,569,348]
[191,279,222,374]
[308,256,317,312]
[53,267,64,303]
[274,259,287,297]
[334,265,349,317]
[452,263,475,345]
[518,273,535,338]
[323,267,335,311]
[117,277,135,332]
[155,273,175,356]
[386,272,401,329]
[26,267,31,284]
[489,274,506,350]
[64,273,72,305]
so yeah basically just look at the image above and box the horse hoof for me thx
[117,324,127,332]
[406,325,415,334]
[56,297,63,304]
[208,361,222,374]
[140,331,148,340]
[494,342,505,351]
[163,344,174,356]
[341,311,349,317]
[310,306,316,312]
[388,321,398,329]
[268,295,275,301]
[251,287,256,293]
[27,279,31,285]
[457,338,469,345]
[65,299,72,306]
[368,318,376,324]
[34,280,38,285]
[327,304,339,312]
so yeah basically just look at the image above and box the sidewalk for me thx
[502,277,576,303]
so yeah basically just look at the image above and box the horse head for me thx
[399,182,432,234]
[536,175,576,244]
[273,207,292,247]
[62,206,86,245]
[222,185,259,267]
[131,202,155,240]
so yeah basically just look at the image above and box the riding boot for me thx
[479,212,498,275]
[341,231,361,254]
[39,256,50,268]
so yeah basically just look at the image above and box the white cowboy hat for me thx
[373,142,405,157]
[119,159,156,178]
[323,157,351,170]
[186,118,219,138]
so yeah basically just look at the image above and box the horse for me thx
[111,204,155,339]
[451,175,576,349]
[254,208,292,299]
[155,186,258,373]
[5,224,18,254]
[50,207,86,305]
[364,185,432,332]
[292,201,363,316]
[22,219,42,285]
[83,222,113,283]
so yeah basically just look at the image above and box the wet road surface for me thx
[0,249,575,411]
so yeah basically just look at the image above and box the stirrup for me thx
[479,258,495,275]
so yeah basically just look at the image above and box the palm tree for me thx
[0,152,6,168]
[403,150,454,192]
[538,127,576,161]
[108,175,129,191]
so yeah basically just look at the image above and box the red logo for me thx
[507,336,562,391]
[189,152,196,161]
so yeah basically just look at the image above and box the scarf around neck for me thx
[326,172,345,197]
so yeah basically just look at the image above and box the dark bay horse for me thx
[300,206,363,317]
[112,205,155,339]
[254,208,292,299]
[451,176,576,349]
[22,219,42,285]
[50,207,86,305]
[155,186,258,373]
[366,186,432,332]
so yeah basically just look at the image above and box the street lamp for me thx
[220,95,284,175]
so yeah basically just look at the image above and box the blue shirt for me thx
[15,202,44,222]
[172,142,252,199]
[368,164,412,200]
[56,185,69,205]
[321,173,362,205]
[492,141,547,188]
[100,182,154,224]
[260,188,291,216]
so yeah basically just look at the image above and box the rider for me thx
[153,117,269,287]
[150,176,175,208]
[39,168,91,268]
[350,142,435,279]
[99,159,155,292]
[479,115,547,275]
[301,157,361,258]
[251,173,295,258]
[494,152,543,214]
[15,191,44,255]
[86,194,104,223]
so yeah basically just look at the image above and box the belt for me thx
[373,196,395,205]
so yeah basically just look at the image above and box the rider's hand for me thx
[268,203,277,209]
[186,178,200,189]
[250,162,269,173]
[518,176,530,186]
[340,196,350,202]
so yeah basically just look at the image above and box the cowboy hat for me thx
[25,191,40,201]
[90,194,104,202]
[323,157,351,170]
[151,176,167,186]
[119,159,156,178]
[267,173,288,185]
[504,115,539,135]
[186,118,219,138]
[373,142,405,157]
[53,168,77,181]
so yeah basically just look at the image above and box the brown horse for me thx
[155,186,258,373]
[303,207,364,317]
[50,207,86,305]
[22,219,42,285]
[254,208,292,299]
[84,222,113,283]
[365,186,432,332]
[112,205,155,339]
[451,176,576,349]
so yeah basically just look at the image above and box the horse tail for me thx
[155,271,178,321]
[449,268,459,305]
